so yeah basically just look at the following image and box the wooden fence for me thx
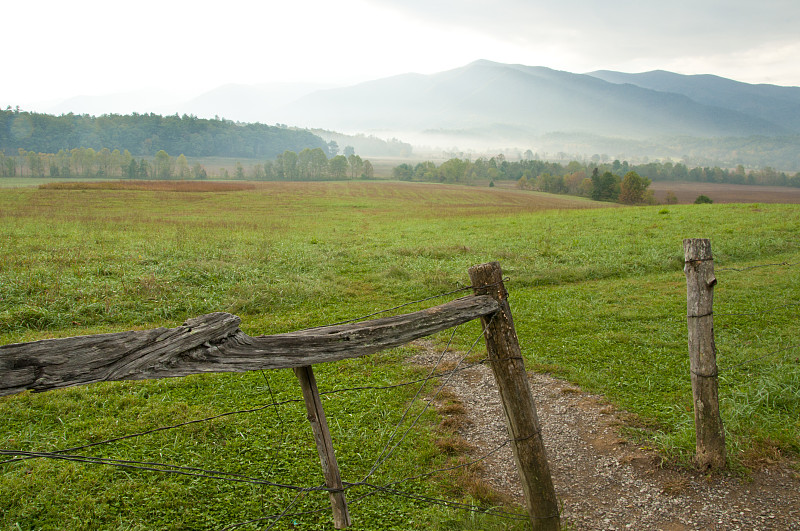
[684,238,726,470]
[0,262,560,530]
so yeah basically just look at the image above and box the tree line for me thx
[392,155,800,200]
[0,108,329,159]
[0,146,373,182]
[254,149,373,181]
[0,147,200,180]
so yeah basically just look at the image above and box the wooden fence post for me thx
[468,262,560,531]
[683,238,726,470]
[293,365,352,528]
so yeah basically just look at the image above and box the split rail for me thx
[0,262,560,530]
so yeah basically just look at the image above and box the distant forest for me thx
[0,109,328,159]
[0,146,373,181]
[392,156,800,195]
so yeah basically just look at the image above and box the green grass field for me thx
[1,181,798,530]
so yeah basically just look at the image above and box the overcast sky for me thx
[3,0,799,110]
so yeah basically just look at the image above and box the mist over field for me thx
[7,60,799,171]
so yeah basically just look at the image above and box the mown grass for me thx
[1,182,798,529]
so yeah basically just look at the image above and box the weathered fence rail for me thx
[0,295,499,397]
[0,262,560,530]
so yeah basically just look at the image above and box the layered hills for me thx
[272,60,798,143]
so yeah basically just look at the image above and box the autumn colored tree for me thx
[619,171,651,204]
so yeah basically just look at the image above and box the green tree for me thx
[263,160,275,180]
[327,140,339,156]
[81,148,97,176]
[311,148,328,179]
[118,150,132,177]
[277,150,298,179]
[619,171,651,204]
[590,169,620,202]
[138,158,151,178]
[26,151,45,177]
[55,149,71,177]
[234,162,245,180]
[154,150,172,179]
[329,155,348,179]
[192,163,207,180]
[126,158,138,179]
[438,158,468,183]
[96,148,112,177]
[348,154,363,179]
[2,153,16,176]
[362,160,374,179]
[176,154,190,179]
[413,161,437,181]
[694,195,713,204]
[392,163,413,181]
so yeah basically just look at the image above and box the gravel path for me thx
[413,341,800,530]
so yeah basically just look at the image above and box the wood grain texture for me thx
[0,295,499,397]
[684,238,726,470]
[294,366,351,528]
[469,262,560,531]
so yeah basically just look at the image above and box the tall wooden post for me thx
[293,365,352,528]
[683,239,726,470]
[468,262,560,531]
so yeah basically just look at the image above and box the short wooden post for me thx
[468,262,560,531]
[293,365,352,528]
[683,239,726,470]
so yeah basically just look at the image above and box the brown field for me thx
[38,180,257,192]
[649,181,800,204]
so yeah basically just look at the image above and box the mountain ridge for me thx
[586,69,800,134]
[271,60,791,141]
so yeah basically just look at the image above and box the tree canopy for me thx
[0,109,329,159]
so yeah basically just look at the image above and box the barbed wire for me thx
[713,300,799,317]
[361,314,496,484]
[222,437,526,530]
[716,261,799,272]
[1,283,515,529]
[221,318,500,530]
[719,344,800,373]
[356,483,531,521]
[0,449,322,491]
[1,278,504,467]
[221,503,330,531]
[0,396,305,466]
[0,358,490,467]
[304,277,508,330]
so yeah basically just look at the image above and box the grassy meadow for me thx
[1,180,799,530]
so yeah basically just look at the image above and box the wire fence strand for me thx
[1,283,517,529]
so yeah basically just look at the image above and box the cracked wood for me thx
[0,295,499,397]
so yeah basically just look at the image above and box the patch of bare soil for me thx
[649,181,800,204]
[412,341,800,530]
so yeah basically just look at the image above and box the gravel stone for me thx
[412,340,800,530]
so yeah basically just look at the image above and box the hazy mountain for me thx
[587,70,800,134]
[179,82,336,123]
[32,61,800,167]
[271,60,788,144]
[42,83,335,123]
[45,90,186,117]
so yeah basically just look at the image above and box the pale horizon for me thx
[3,0,799,115]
